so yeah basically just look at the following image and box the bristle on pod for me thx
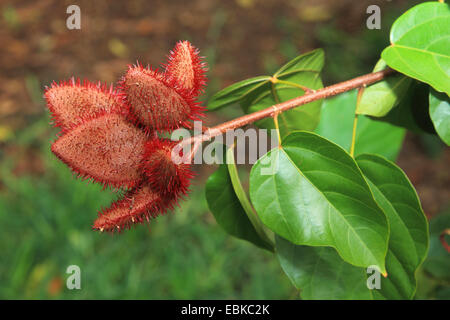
[44,78,124,132]
[165,40,207,95]
[93,184,176,232]
[118,63,204,132]
[142,138,194,198]
[51,112,148,189]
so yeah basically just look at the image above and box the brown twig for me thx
[182,68,395,155]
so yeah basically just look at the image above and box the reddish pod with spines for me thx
[142,138,194,199]
[44,78,125,132]
[118,63,204,133]
[93,184,177,233]
[51,112,148,190]
[165,40,207,96]
[44,40,207,233]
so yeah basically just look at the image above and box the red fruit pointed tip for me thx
[51,112,147,190]
[118,65,204,132]
[142,138,194,198]
[166,40,207,95]
[44,78,125,131]
[92,184,176,232]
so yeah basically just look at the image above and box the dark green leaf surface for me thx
[276,236,372,300]
[315,90,405,161]
[205,162,272,251]
[249,131,389,272]
[429,88,450,146]
[422,212,450,281]
[381,2,450,94]
[208,76,271,111]
[276,154,429,299]
[356,154,429,299]
[376,81,436,134]
[357,59,412,117]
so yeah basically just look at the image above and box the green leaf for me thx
[249,131,389,272]
[274,48,325,78]
[381,2,450,95]
[357,59,412,117]
[429,88,450,146]
[356,154,429,299]
[247,49,324,135]
[375,81,436,134]
[276,236,373,300]
[205,153,272,251]
[208,76,271,111]
[315,90,405,161]
[276,154,429,299]
[422,212,450,281]
[226,146,274,250]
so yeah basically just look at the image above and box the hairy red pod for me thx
[51,112,148,189]
[165,40,207,95]
[44,78,124,131]
[93,184,176,232]
[142,138,194,198]
[118,64,204,132]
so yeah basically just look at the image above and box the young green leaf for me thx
[381,2,450,95]
[356,154,429,299]
[357,59,412,117]
[205,148,273,251]
[248,49,324,135]
[249,131,389,273]
[207,76,271,111]
[429,88,450,146]
[315,90,405,161]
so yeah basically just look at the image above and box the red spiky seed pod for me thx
[51,112,148,189]
[165,40,207,95]
[93,184,176,232]
[119,64,204,132]
[142,138,194,198]
[44,78,124,132]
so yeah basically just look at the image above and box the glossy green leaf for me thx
[276,154,429,299]
[247,49,324,135]
[207,76,271,111]
[429,88,450,146]
[249,131,389,272]
[357,59,412,117]
[376,81,436,134]
[276,236,373,300]
[356,154,429,299]
[315,90,405,161]
[205,152,272,251]
[381,2,450,94]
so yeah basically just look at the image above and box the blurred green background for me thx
[0,0,448,299]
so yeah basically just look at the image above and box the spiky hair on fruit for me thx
[44,40,207,233]
[44,78,124,132]
[51,112,148,190]
[93,184,177,232]
[118,63,204,132]
[142,138,194,198]
[165,40,207,95]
